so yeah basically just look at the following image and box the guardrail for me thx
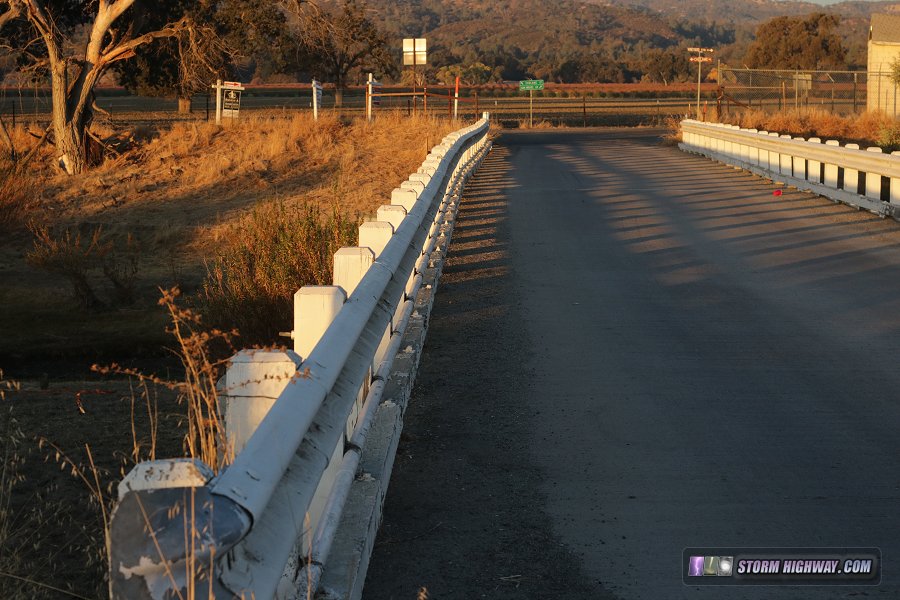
[108,115,493,600]
[679,119,900,218]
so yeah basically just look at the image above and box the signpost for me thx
[688,47,714,121]
[312,79,323,121]
[403,38,427,114]
[520,79,544,128]
[366,73,383,122]
[211,79,245,125]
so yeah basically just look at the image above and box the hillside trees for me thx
[639,49,692,85]
[115,0,290,113]
[0,0,205,174]
[744,13,847,70]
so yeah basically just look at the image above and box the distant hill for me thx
[351,0,892,81]
[602,0,900,23]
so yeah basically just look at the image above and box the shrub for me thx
[200,200,357,346]
[0,173,35,234]
[26,225,105,310]
[26,225,143,310]
[878,122,900,152]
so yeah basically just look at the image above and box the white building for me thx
[868,13,900,115]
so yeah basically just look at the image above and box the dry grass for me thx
[723,108,900,148]
[1,111,457,363]
[515,118,555,129]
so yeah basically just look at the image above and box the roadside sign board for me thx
[212,80,245,123]
[687,47,715,53]
[689,57,713,63]
[519,79,544,91]
[223,88,242,118]
[403,38,427,66]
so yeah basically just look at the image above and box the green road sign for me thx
[519,79,544,91]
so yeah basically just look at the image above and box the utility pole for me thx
[688,47,714,121]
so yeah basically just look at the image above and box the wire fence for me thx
[717,68,873,117]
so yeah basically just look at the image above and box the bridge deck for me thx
[365,129,900,599]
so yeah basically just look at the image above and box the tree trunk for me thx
[55,118,87,175]
[178,96,192,113]
[49,60,88,175]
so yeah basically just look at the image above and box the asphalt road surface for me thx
[365,129,900,599]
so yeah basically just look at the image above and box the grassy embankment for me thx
[0,110,456,598]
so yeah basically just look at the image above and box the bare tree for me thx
[0,1,204,174]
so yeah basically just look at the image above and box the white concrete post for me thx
[333,247,376,451]
[290,285,347,554]
[779,135,793,176]
[410,173,431,186]
[844,144,860,194]
[359,221,394,258]
[768,132,780,172]
[891,151,900,206]
[293,286,346,357]
[792,137,807,179]
[361,223,398,363]
[807,138,822,183]
[824,140,840,188]
[334,247,375,297]
[392,188,418,211]
[748,130,760,166]
[222,350,303,459]
[866,147,884,200]
[377,205,408,231]
[401,180,426,196]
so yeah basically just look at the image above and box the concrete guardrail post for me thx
[359,220,400,376]
[844,144,861,194]
[376,205,408,231]
[401,180,426,196]
[767,132,780,172]
[747,130,760,166]
[866,147,884,200]
[824,140,840,188]
[791,137,807,179]
[392,188,418,211]
[892,151,900,206]
[807,138,822,184]
[779,135,793,177]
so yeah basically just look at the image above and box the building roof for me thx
[871,14,900,44]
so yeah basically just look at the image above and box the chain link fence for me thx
[718,68,871,117]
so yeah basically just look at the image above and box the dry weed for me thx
[661,116,682,146]
[200,200,357,346]
[26,224,105,310]
[26,225,144,310]
[0,372,82,599]
[0,172,36,233]
[94,287,236,473]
